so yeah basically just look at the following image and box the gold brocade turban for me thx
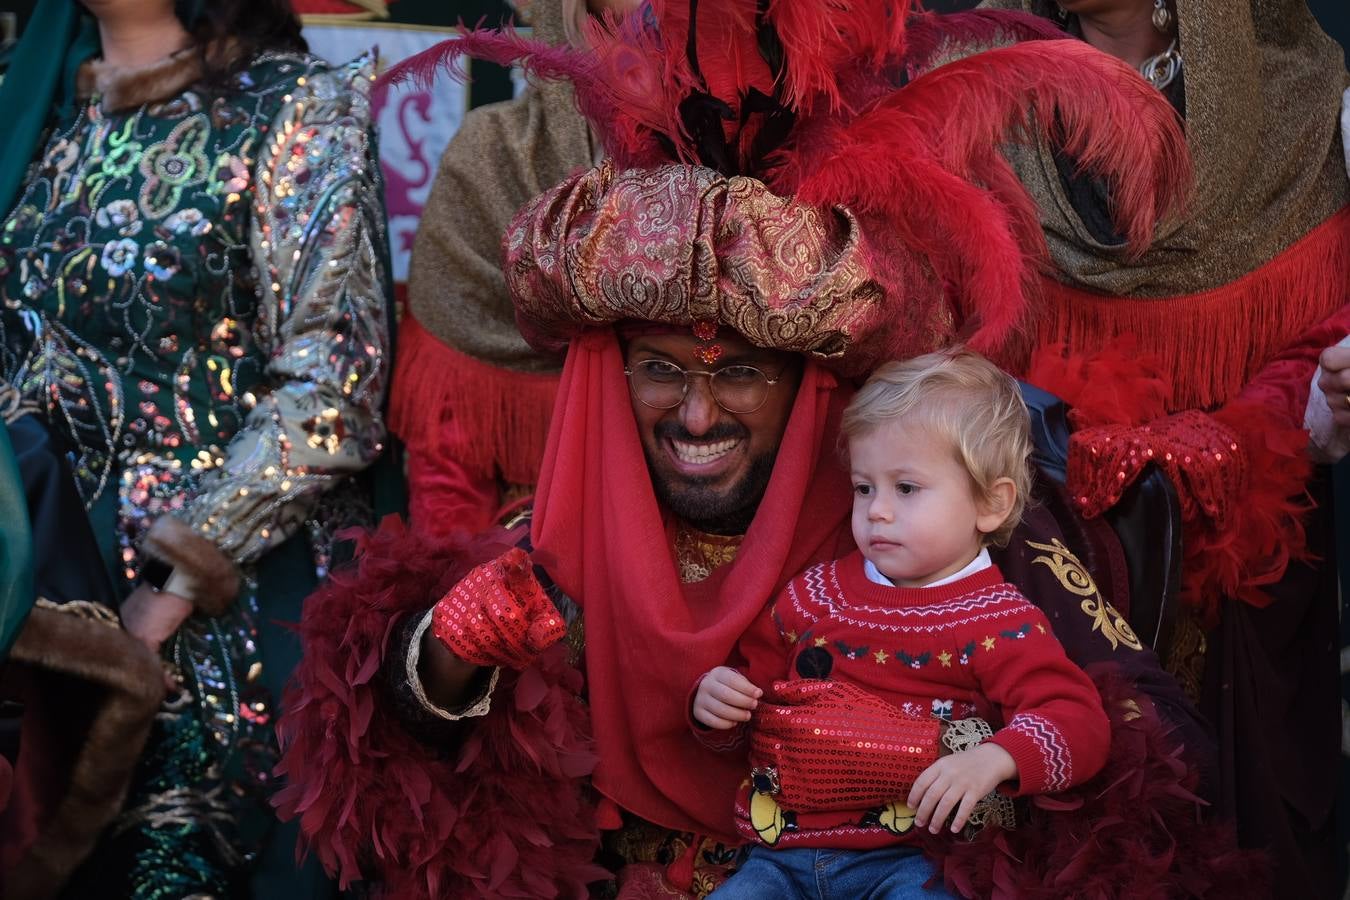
[504,162,895,377]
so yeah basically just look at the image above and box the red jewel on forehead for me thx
[692,319,723,366]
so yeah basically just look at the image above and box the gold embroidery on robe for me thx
[1026,537,1143,652]
[675,524,743,584]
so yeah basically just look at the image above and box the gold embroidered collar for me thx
[675,523,744,584]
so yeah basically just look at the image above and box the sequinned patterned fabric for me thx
[0,49,389,896]
[65,589,276,899]
[504,162,902,378]
[0,50,388,574]
[431,547,567,669]
[1066,411,1242,524]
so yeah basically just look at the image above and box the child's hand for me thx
[692,666,762,729]
[906,741,1017,834]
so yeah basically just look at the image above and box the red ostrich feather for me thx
[776,39,1190,348]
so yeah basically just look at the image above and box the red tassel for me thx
[663,837,700,894]
[597,795,625,830]
[388,315,561,486]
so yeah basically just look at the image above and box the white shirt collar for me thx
[863,547,992,589]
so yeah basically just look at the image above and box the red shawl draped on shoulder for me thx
[531,329,854,841]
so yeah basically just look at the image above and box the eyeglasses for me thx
[623,358,784,414]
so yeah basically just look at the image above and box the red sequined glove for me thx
[430,548,566,670]
[749,679,941,812]
[1067,410,1244,525]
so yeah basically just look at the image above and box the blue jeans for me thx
[709,845,953,900]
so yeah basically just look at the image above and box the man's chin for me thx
[660,476,780,540]
[668,490,737,520]
[647,465,740,520]
[644,445,778,534]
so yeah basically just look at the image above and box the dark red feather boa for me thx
[274,517,1257,898]
[919,669,1267,899]
[273,516,606,898]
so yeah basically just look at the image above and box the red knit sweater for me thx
[709,552,1110,850]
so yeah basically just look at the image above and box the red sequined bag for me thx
[749,679,941,811]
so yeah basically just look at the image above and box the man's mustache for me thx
[653,421,748,444]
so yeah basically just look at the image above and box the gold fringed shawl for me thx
[389,0,592,482]
[980,0,1350,410]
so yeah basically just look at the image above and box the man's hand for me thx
[693,666,761,729]
[907,741,1017,834]
[431,548,565,670]
[1318,345,1350,428]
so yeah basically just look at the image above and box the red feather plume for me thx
[773,39,1189,348]
[763,0,914,112]
[375,1,1191,366]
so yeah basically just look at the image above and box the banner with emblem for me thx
[297,0,517,287]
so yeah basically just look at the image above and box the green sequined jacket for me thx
[0,46,391,897]
[0,48,389,584]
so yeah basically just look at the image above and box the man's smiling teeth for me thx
[671,438,739,464]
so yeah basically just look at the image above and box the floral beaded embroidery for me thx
[0,51,389,575]
[0,49,390,894]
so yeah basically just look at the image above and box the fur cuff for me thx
[2,602,164,899]
[76,48,204,114]
[140,516,239,617]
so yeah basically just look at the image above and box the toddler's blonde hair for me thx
[841,349,1032,547]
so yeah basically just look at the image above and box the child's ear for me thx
[975,477,1017,536]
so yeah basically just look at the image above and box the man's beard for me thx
[645,422,780,536]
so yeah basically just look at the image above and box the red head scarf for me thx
[531,329,854,840]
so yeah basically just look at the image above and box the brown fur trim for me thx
[76,48,203,114]
[141,516,239,617]
[4,604,163,900]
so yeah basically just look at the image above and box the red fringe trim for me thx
[388,316,561,486]
[921,669,1267,899]
[1014,206,1350,412]
[273,516,605,899]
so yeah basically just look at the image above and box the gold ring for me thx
[1343,393,1350,410]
